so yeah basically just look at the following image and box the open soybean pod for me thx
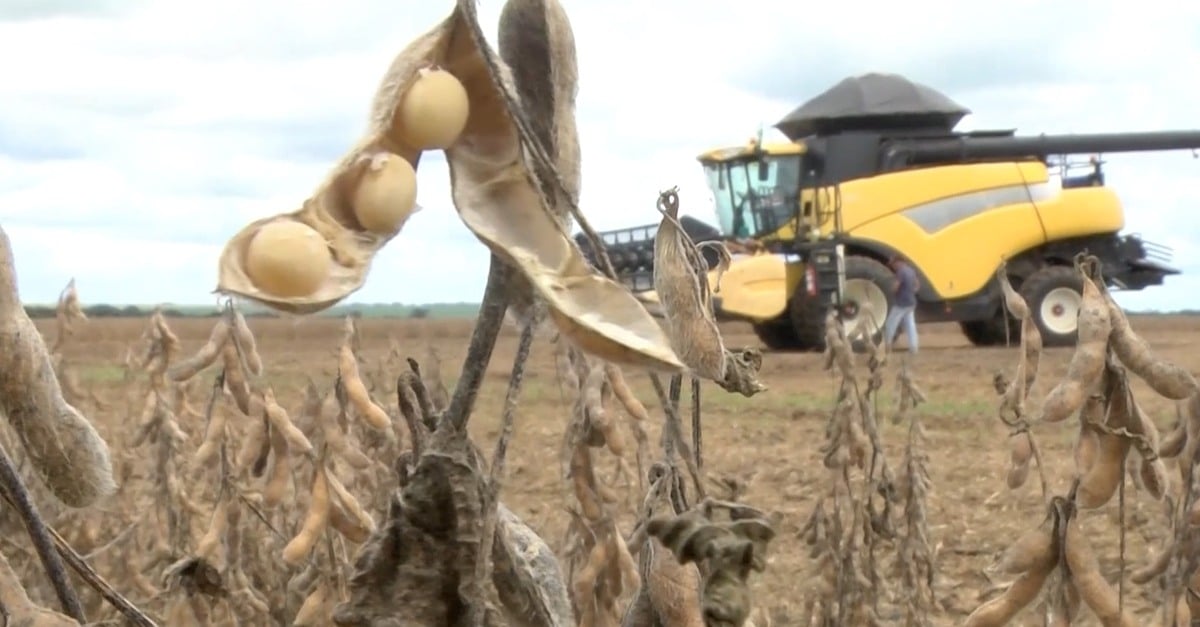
[213,0,684,374]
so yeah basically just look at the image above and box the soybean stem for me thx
[0,440,86,622]
[474,318,537,606]
[445,257,511,431]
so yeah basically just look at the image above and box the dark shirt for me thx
[894,263,918,308]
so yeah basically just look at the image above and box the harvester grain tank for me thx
[580,73,1200,350]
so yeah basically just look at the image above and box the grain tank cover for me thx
[775,73,971,139]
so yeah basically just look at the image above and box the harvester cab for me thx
[579,73,1200,352]
[695,138,849,327]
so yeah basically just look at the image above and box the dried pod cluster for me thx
[803,312,922,626]
[989,266,1048,495]
[148,305,394,625]
[214,0,684,377]
[969,253,1200,626]
[559,346,644,625]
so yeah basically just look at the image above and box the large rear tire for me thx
[752,319,799,350]
[960,314,1022,347]
[787,293,826,352]
[960,275,1023,347]
[1019,265,1083,347]
[790,255,896,352]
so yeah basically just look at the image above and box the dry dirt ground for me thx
[16,314,1200,625]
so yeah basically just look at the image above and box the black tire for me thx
[960,278,1023,347]
[960,317,1020,347]
[787,290,827,352]
[752,320,799,350]
[1018,265,1083,347]
[790,255,896,352]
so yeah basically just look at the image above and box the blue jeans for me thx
[884,304,918,354]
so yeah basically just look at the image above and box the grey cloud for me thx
[722,7,1181,120]
[0,0,145,22]
[732,55,1095,120]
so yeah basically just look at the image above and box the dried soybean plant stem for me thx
[662,375,681,461]
[37,519,160,627]
[474,319,537,605]
[894,354,935,625]
[485,321,536,498]
[815,312,894,624]
[394,374,427,461]
[897,409,935,627]
[1164,425,1200,626]
[445,257,513,431]
[1027,431,1050,503]
[402,357,437,421]
[0,440,85,622]
[1117,470,1126,614]
[835,313,896,492]
[691,376,703,473]
[650,373,706,503]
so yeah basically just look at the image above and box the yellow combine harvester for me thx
[579,73,1200,351]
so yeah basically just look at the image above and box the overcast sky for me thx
[1,0,1198,311]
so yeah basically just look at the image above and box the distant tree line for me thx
[23,304,222,319]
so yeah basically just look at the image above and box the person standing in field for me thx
[883,255,919,354]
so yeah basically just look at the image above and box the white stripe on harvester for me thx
[900,181,1059,234]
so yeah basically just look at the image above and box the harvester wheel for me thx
[790,255,894,352]
[960,275,1023,347]
[960,315,1022,347]
[751,320,799,350]
[1019,265,1083,347]
[838,256,895,345]
[786,293,826,352]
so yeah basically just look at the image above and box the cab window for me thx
[703,155,802,238]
